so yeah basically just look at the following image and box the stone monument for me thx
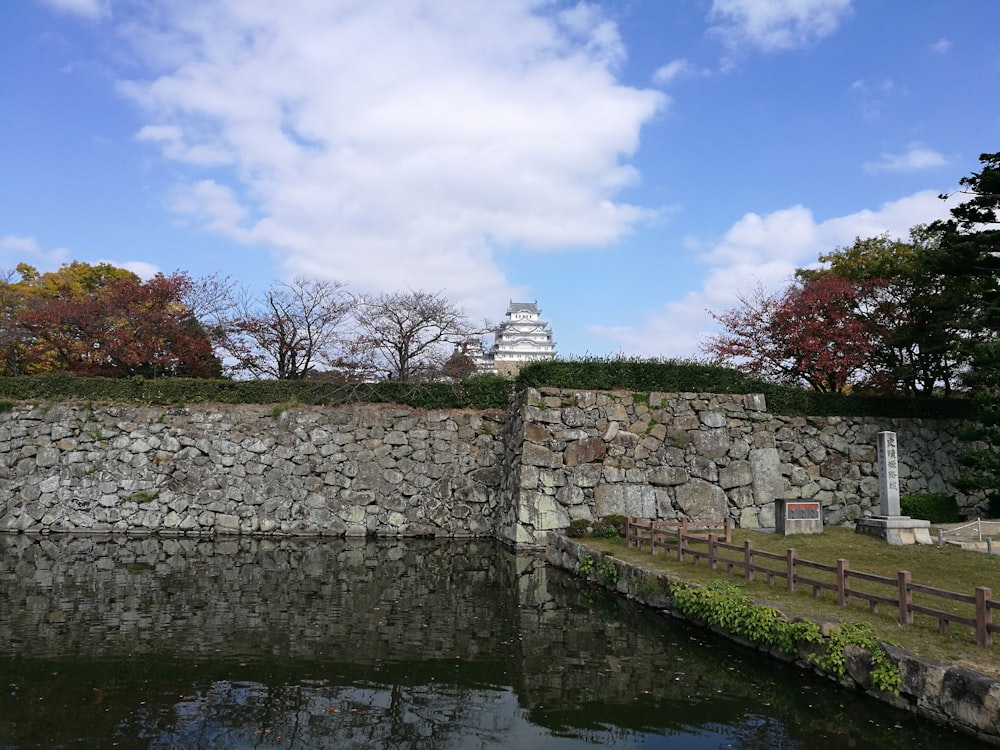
[855,431,932,545]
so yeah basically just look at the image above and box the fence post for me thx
[708,534,717,570]
[627,517,634,549]
[898,570,913,626]
[975,586,993,648]
[836,558,849,607]
[787,548,797,593]
[724,517,732,543]
[744,539,754,582]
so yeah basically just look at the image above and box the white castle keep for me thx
[455,301,556,377]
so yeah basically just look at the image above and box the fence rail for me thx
[625,517,997,648]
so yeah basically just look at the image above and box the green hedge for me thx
[0,373,514,411]
[899,493,961,524]
[0,358,979,420]
[515,358,976,419]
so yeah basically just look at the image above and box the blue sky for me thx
[2,0,998,359]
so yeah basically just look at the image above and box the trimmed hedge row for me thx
[0,358,978,420]
[515,358,977,420]
[0,373,514,411]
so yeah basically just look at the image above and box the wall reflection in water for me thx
[0,535,982,749]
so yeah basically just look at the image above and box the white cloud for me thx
[113,261,161,279]
[114,0,664,320]
[0,235,162,281]
[0,235,70,272]
[589,190,954,358]
[652,59,694,85]
[709,0,853,53]
[931,38,952,54]
[848,77,901,121]
[37,0,109,20]
[863,143,948,174]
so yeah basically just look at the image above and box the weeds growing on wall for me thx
[669,579,901,694]
[597,558,619,585]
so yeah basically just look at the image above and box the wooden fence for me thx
[626,517,997,648]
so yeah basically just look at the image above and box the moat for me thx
[0,535,987,748]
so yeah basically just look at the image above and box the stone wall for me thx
[506,387,983,545]
[0,403,505,537]
[0,389,985,543]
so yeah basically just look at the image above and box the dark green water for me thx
[0,535,988,749]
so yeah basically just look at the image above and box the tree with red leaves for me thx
[702,275,888,393]
[13,270,220,378]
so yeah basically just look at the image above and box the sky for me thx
[2,0,999,360]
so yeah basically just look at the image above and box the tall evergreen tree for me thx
[931,152,1000,515]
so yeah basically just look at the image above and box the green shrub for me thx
[597,557,618,584]
[565,519,592,538]
[987,492,1000,520]
[513,357,976,419]
[669,580,898,693]
[815,621,900,695]
[0,359,978,420]
[0,374,515,410]
[591,514,626,539]
[900,493,961,523]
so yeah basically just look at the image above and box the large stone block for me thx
[570,463,603,488]
[522,442,563,469]
[648,466,688,486]
[750,447,784,505]
[675,479,727,522]
[691,428,729,458]
[719,460,753,489]
[594,484,656,518]
[564,437,605,467]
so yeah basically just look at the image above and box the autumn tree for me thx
[221,278,353,380]
[702,275,887,393]
[13,268,220,378]
[351,291,483,382]
[798,231,969,396]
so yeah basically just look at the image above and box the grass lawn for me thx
[582,526,1000,678]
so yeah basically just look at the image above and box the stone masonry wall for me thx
[0,390,985,543]
[0,403,506,537]
[506,387,984,545]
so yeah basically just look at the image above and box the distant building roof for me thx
[506,301,539,315]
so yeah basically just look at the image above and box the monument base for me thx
[855,516,933,546]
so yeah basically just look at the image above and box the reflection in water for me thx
[0,535,984,749]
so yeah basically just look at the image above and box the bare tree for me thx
[222,278,353,380]
[177,271,238,349]
[351,290,485,381]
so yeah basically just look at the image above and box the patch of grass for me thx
[584,527,1000,677]
[126,490,159,504]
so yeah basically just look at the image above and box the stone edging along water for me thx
[547,533,1000,747]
